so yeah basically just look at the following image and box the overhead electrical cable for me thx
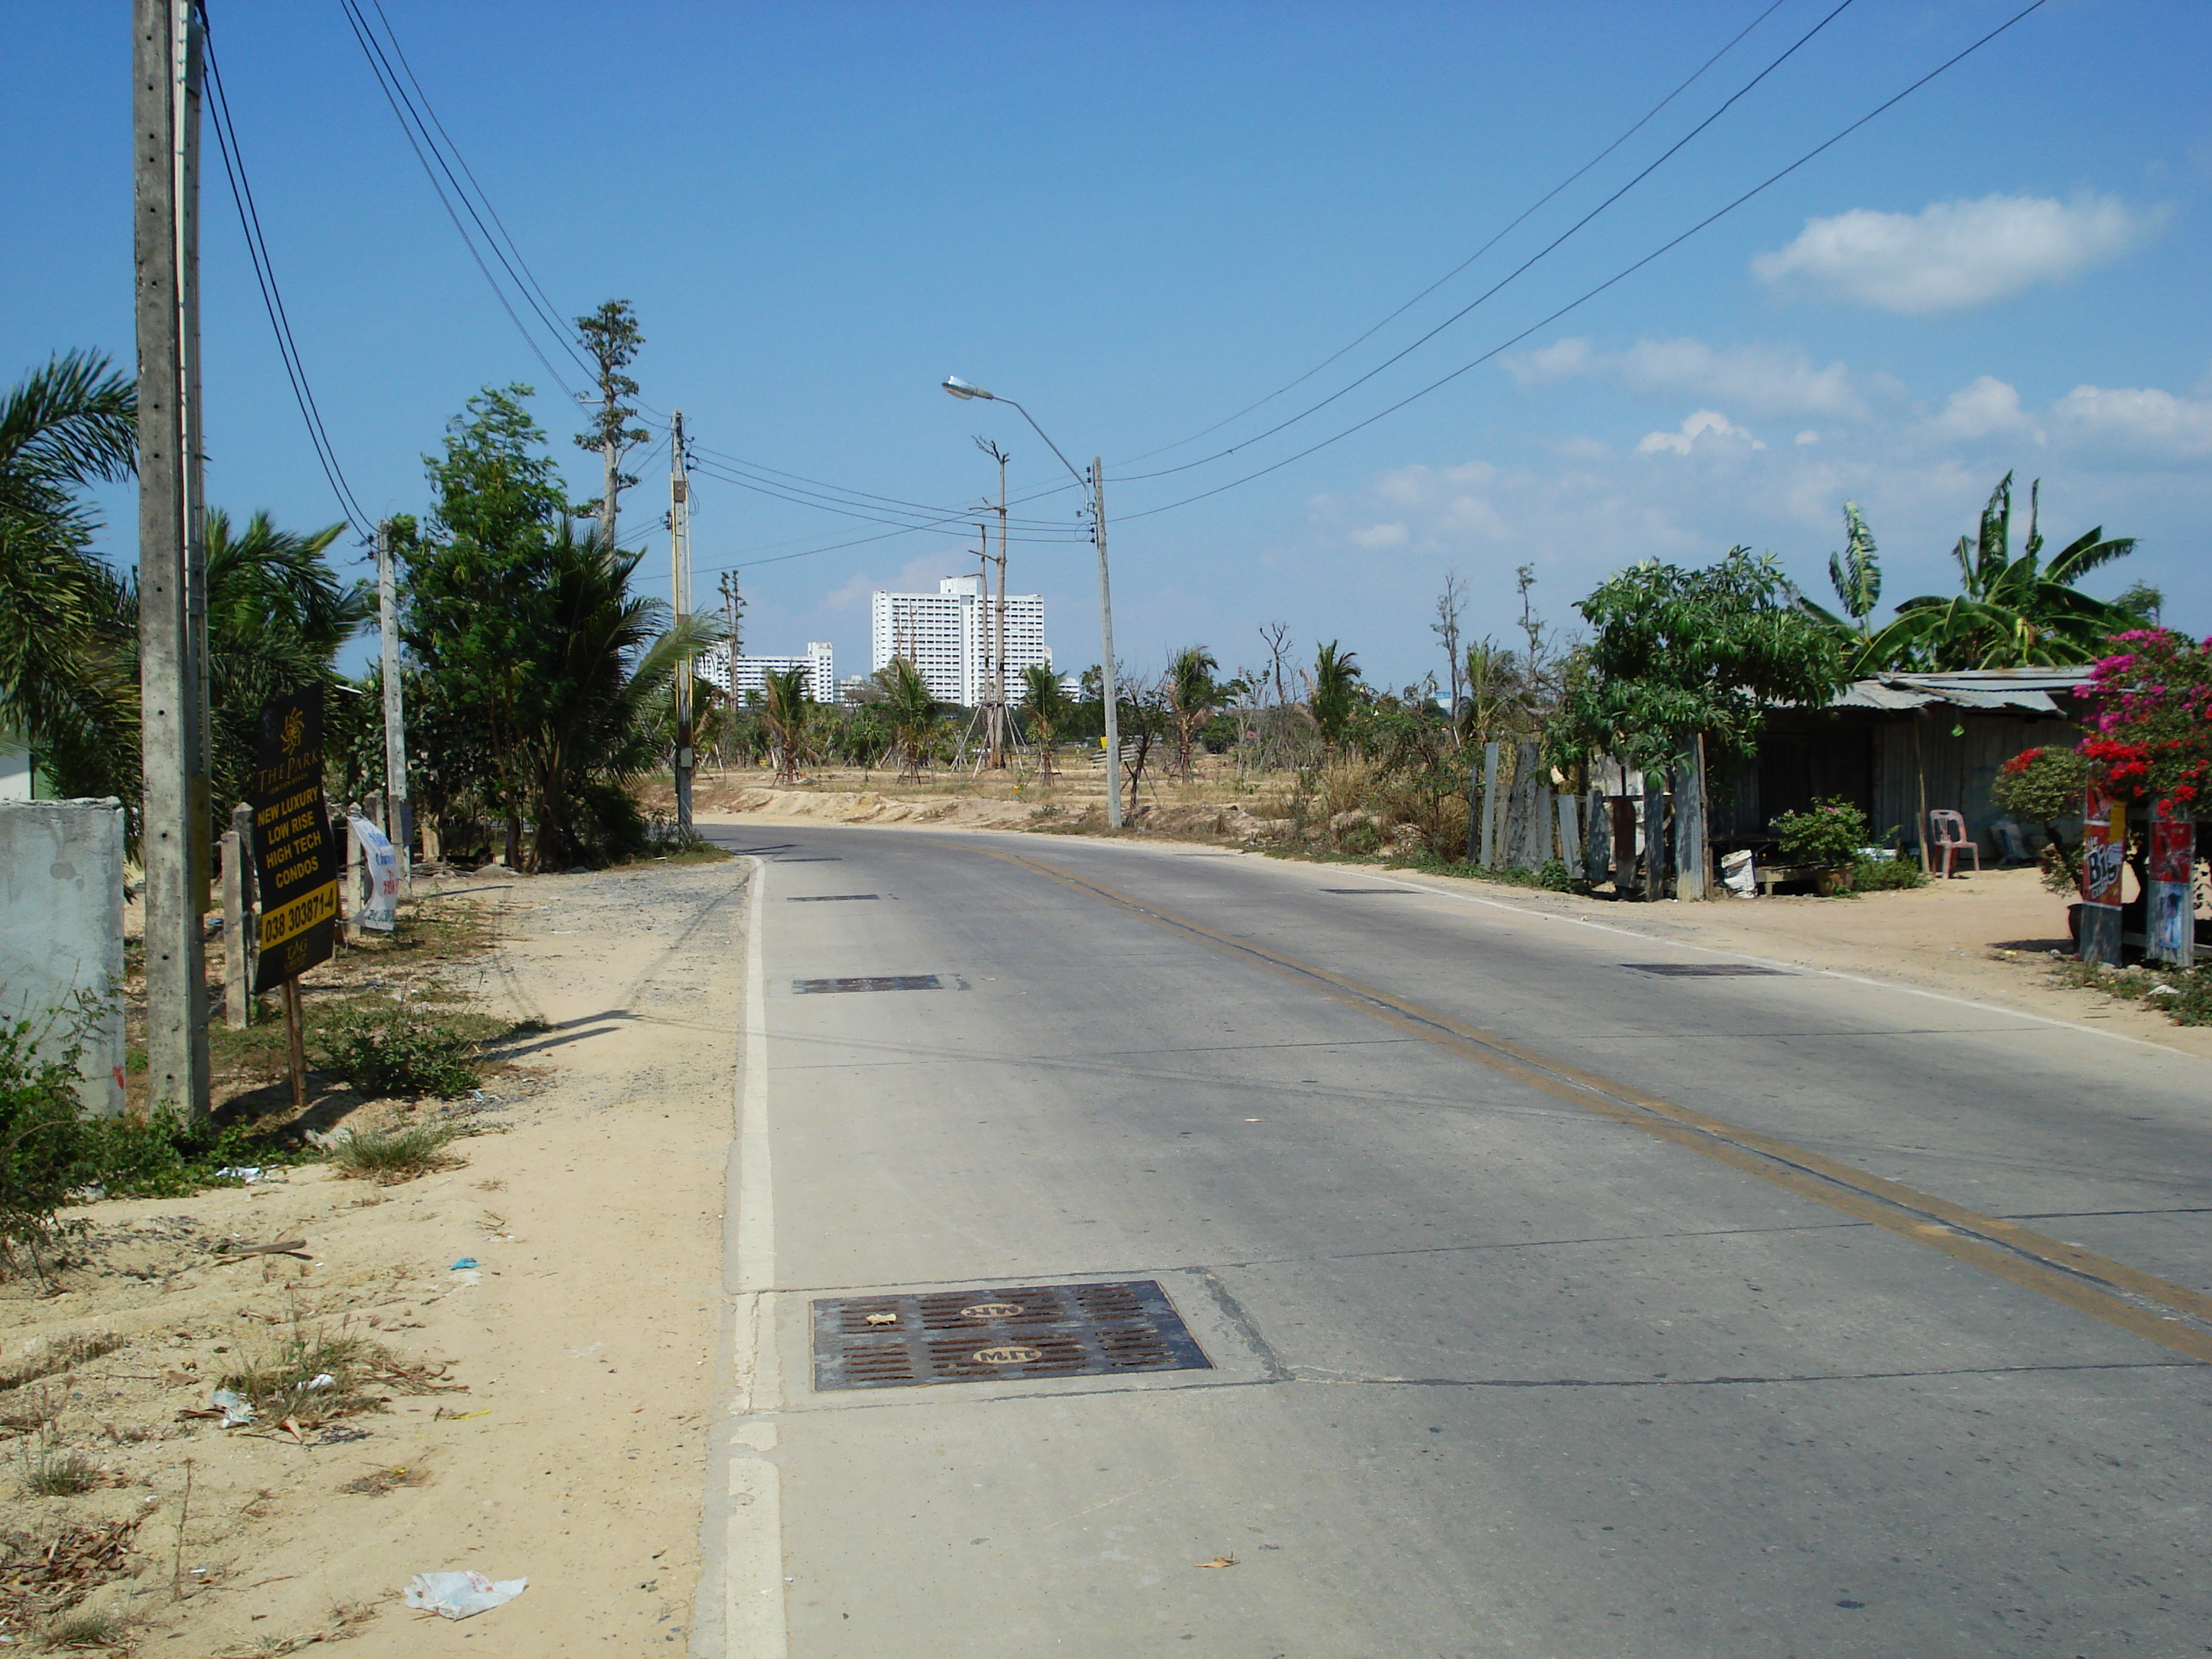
[683,455,1087,544]
[1116,0,2052,523]
[684,452,1079,535]
[1117,0,1794,466]
[199,16,372,536]
[1115,0,1861,489]
[335,0,585,397]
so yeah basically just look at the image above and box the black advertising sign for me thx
[249,685,341,992]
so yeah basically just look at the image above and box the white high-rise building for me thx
[700,641,837,703]
[869,575,1049,706]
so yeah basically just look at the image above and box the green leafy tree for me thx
[1308,640,1362,754]
[875,657,940,780]
[1164,644,1218,780]
[1795,501,1882,672]
[1557,547,1845,778]
[1022,662,1071,776]
[0,351,140,800]
[575,300,649,534]
[1861,475,2139,669]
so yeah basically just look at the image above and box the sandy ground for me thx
[703,798,2211,1064]
[1,858,747,1654]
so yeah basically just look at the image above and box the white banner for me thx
[350,814,401,932]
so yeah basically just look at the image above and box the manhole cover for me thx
[793,975,942,994]
[1622,963,1792,977]
[811,1280,1210,1391]
[786,894,881,902]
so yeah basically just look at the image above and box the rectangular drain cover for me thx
[793,974,942,994]
[1624,963,1791,977]
[1321,886,1418,895]
[811,1280,1210,1390]
[776,857,842,863]
[786,894,881,902]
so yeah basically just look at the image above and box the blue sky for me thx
[6,1,2207,691]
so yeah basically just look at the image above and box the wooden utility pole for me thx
[670,411,693,834]
[1092,459,1121,830]
[376,519,411,894]
[135,0,210,1118]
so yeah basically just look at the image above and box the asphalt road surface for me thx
[694,822,2211,1659]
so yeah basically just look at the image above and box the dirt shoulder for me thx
[3,858,747,1654]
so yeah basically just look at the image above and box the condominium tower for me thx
[869,575,1049,706]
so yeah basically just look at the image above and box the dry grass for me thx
[207,1601,375,1657]
[0,1382,64,1438]
[325,1125,464,1185]
[217,1328,385,1431]
[0,1516,145,1635]
[1,1335,124,1393]
[37,1608,128,1650]
[337,1462,429,1498]
[18,1449,102,1498]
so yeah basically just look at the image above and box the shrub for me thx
[1770,796,1871,866]
[1849,855,1928,892]
[1992,745,2090,829]
[0,1012,95,1275]
[312,1004,480,1100]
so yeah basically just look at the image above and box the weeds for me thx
[1848,856,1929,893]
[0,1384,63,1437]
[19,1449,101,1498]
[312,1003,485,1100]
[2053,959,2212,1026]
[2,1334,123,1392]
[327,1125,464,1185]
[338,1463,429,1497]
[217,1326,386,1430]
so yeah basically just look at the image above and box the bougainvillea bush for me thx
[2072,629,2212,808]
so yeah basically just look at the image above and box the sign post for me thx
[247,687,341,1108]
[2077,786,2126,967]
[2146,799,2195,968]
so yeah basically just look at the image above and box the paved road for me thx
[696,823,2211,1659]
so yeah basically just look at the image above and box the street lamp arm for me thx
[992,397,1087,493]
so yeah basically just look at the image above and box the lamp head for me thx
[942,375,994,401]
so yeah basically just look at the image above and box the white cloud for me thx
[1795,431,1819,446]
[1752,193,2162,314]
[1929,375,2039,441]
[1636,410,1766,454]
[1508,335,1863,417]
[2051,384,2212,457]
[1350,521,1408,550]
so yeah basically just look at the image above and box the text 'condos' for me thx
[870,575,1049,706]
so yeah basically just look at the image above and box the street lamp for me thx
[941,377,1123,829]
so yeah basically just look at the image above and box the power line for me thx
[1117,0,2052,524]
[199,14,372,535]
[335,0,584,398]
[1115,0,1861,489]
[1117,0,1795,467]
[684,451,1082,536]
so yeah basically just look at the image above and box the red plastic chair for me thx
[1928,809,1982,878]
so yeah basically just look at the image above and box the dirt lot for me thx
[2,857,747,1654]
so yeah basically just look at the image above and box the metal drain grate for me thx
[786,894,881,902]
[811,1280,1210,1390]
[776,857,842,863]
[1623,963,1792,977]
[1321,886,1419,895]
[792,974,942,994]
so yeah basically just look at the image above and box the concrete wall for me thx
[0,799,127,1116]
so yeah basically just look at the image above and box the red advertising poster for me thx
[2149,800,2193,885]
[2146,797,2196,968]
[2080,788,2127,907]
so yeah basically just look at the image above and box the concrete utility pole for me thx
[1092,459,1121,830]
[670,410,693,834]
[135,0,210,1118]
[375,519,410,893]
[974,438,1011,768]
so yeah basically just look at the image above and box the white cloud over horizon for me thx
[1508,336,1866,418]
[1637,410,1766,455]
[1751,193,2163,314]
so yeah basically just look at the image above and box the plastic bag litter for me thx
[305,1372,336,1391]
[215,1166,263,1183]
[210,1388,256,1427]
[1719,848,1757,899]
[404,1570,527,1620]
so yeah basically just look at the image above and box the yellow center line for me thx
[979,845,2212,1366]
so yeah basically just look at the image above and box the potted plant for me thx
[1770,796,1872,895]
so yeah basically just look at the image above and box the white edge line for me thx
[721,856,786,1659]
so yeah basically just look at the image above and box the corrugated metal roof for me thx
[1819,667,2081,714]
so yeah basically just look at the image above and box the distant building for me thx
[700,641,837,703]
[869,575,1049,706]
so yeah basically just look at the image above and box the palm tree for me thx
[1021,662,1071,777]
[1794,502,1882,672]
[1860,475,2140,670]
[1309,640,1362,755]
[0,352,139,799]
[1164,644,1218,780]
[516,524,718,868]
[874,657,940,781]
[761,665,810,784]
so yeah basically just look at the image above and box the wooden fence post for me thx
[1556,792,1582,874]
[1642,769,1667,899]
[1583,789,1611,886]
[1476,740,1500,868]
[220,826,248,1030]
[1506,740,1539,870]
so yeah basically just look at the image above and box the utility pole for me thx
[974,438,1012,768]
[135,0,210,1118]
[1092,458,1121,830]
[718,570,744,730]
[670,410,693,835]
[376,519,410,894]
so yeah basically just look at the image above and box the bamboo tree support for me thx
[281,979,307,1112]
